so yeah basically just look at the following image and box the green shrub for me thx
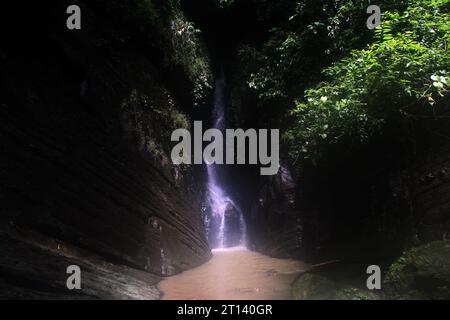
[284,0,450,161]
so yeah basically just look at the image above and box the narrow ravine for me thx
[158,70,305,300]
[159,247,307,300]
[2,0,449,301]
[157,63,309,299]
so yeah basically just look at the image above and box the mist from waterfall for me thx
[205,71,247,249]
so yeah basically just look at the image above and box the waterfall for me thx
[206,71,247,249]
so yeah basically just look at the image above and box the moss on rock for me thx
[384,241,450,300]
[292,273,379,300]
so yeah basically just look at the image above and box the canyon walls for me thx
[0,1,211,299]
[248,98,450,263]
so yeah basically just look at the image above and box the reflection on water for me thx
[159,247,307,300]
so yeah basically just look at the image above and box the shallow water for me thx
[159,247,307,300]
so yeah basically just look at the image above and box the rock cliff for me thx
[0,0,211,299]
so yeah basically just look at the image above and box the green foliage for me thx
[284,0,450,161]
[217,0,235,8]
[121,89,189,158]
[384,241,450,299]
[239,0,381,103]
[292,273,379,300]
[236,1,450,162]
[169,14,204,78]
[104,0,176,30]
[103,0,212,108]
[135,0,159,24]
[168,12,213,106]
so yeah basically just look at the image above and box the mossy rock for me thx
[292,273,379,300]
[384,241,450,300]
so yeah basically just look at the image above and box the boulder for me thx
[292,273,379,300]
[384,241,450,299]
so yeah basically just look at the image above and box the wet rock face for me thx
[0,1,211,298]
[248,164,303,258]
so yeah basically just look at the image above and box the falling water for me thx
[206,72,247,249]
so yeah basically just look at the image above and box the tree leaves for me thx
[284,0,450,162]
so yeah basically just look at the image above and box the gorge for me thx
[1,0,450,300]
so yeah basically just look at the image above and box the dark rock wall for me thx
[250,142,450,262]
[410,143,450,242]
[247,164,303,258]
[0,1,211,298]
[248,105,450,262]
